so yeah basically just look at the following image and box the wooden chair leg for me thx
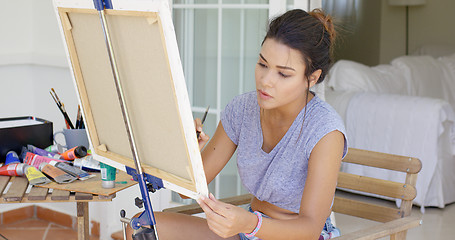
[77,202,89,240]
[390,231,407,240]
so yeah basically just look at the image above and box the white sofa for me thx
[325,53,455,209]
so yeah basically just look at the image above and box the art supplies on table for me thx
[5,151,20,165]
[53,129,89,149]
[39,162,77,184]
[73,156,101,172]
[24,165,51,185]
[0,116,53,163]
[23,151,69,169]
[27,144,63,160]
[0,163,26,176]
[50,161,95,180]
[100,162,116,188]
[45,144,65,154]
[61,146,87,160]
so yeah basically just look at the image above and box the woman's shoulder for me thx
[305,96,348,158]
[306,95,346,135]
[309,95,343,122]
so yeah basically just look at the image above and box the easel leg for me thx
[77,202,89,240]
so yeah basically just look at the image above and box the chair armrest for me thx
[332,216,422,240]
[163,194,253,215]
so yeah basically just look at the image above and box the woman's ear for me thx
[308,69,322,88]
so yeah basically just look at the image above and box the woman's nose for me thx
[260,70,275,87]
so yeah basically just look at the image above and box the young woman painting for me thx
[129,8,347,240]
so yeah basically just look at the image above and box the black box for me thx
[0,116,53,163]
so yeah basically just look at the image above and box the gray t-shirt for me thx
[221,91,347,213]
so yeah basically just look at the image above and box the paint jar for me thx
[100,162,116,188]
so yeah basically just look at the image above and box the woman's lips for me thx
[258,90,272,99]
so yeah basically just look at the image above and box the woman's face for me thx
[255,38,317,111]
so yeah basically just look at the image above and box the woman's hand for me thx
[195,118,210,150]
[197,193,257,238]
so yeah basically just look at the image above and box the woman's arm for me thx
[180,120,237,199]
[200,121,237,184]
[198,130,345,240]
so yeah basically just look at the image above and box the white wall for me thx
[410,0,455,51]
[0,2,33,65]
[0,1,176,239]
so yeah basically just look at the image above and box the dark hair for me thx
[263,9,336,84]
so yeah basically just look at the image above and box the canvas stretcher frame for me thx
[52,0,208,199]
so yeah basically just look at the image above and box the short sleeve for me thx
[306,110,348,160]
[220,95,246,145]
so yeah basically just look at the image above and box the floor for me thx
[111,203,455,240]
[335,202,455,239]
[2,203,455,239]
[0,218,98,240]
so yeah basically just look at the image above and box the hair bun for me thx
[309,8,336,44]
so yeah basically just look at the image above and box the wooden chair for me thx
[163,148,422,240]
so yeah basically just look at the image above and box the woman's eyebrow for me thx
[259,53,295,71]
[259,53,268,63]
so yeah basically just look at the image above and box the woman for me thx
[130,8,347,240]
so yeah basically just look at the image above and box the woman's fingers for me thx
[178,193,190,199]
[194,118,210,150]
[194,118,202,132]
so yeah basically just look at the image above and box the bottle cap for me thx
[75,146,88,158]
[5,151,20,165]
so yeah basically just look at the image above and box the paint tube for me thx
[72,155,101,172]
[23,165,51,185]
[49,160,94,181]
[61,146,87,160]
[0,163,26,176]
[5,151,21,165]
[100,162,116,188]
[39,162,77,184]
[45,144,65,154]
[27,144,63,160]
[23,151,69,169]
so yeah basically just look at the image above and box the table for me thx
[0,171,137,240]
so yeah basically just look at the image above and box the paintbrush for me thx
[50,89,75,129]
[196,106,210,139]
[75,105,82,129]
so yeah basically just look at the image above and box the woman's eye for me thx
[279,72,290,78]
[257,62,267,68]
